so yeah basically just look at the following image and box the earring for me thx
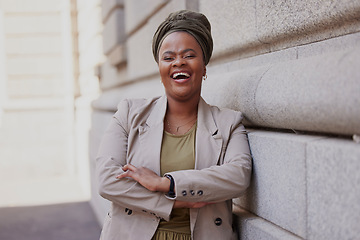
[203,74,207,81]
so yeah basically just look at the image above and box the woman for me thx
[96,10,252,240]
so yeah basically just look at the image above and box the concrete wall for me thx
[91,0,360,239]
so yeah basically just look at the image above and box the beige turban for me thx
[152,10,213,65]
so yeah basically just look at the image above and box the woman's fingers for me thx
[121,164,136,172]
[115,165,162,192]
[116,164,136,179]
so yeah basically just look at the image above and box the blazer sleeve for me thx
[96,100,174,221]
[167,112,252,203]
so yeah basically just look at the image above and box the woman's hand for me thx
[116,164,170,192]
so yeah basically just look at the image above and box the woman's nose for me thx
[172,56,185,67]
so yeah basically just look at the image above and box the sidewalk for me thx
[0,201,101,240]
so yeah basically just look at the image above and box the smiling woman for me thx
[96,10,252,240]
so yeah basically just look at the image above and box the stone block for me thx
[306,138,360,240]
[107,43,126,66]
[254,47,360,135]
[0,108,71,179]
[235,130,323,238]
[297,31,360,58]
[200,0,360,60]
[255,0,360,44]
[125,0,169,35]
[126,0,186,80]
[102,8,125,55]
[5,36,62,55]
[2,0,63,12]
[99,60,127,90]
[77,5,103,46]
[7,55,63,75]
[101,0,124,22]
[77,0,100,12]
[234,207,302,240]
[7,77,64,98]
[203,41,360,136]
[92,78,164,112]
[5,15,61,34]
[200,0,260,59]
[78,34,103,71]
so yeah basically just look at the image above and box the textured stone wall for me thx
[91,0,360,239]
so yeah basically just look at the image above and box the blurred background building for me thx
[0,0,359,239]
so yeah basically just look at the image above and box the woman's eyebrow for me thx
[182,48,196,54]
[162,49,196,56]
[162,50,175,56]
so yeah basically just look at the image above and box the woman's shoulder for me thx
[116,96,162,114]
[207,103,244,125]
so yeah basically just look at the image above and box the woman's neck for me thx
[164,96,199,135]
[166,96,199,118]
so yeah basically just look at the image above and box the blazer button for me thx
[197,190,203,196]
[125,208,132,215]
[182,190,187,196]
[190,190,195,195]
[214,218,222,226]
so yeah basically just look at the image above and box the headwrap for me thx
[152,10,213,65]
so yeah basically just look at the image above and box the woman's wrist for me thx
[157,176,171,192]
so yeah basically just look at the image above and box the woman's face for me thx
[158,31,206,103]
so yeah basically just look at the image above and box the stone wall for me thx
[91,0,360,239]
[0,0,91,206]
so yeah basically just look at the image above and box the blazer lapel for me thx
[195,97,223,170]
[138,96,167,175]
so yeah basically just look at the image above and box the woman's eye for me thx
[185,55,195,59]
[163,57,173,61]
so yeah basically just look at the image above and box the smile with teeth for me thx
[172,72,190,79]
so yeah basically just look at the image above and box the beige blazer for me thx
[96,95,252,240]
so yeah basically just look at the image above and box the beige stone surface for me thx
[99,60,127,90]
[7,77,65,98]
[7,55,63,75]
[255,0,360,43]
[5,35,62,55]
[306,138,360,240]
[200,0,261,59]
[2,0,63,12]
[235,130,323,238]
[126,0,186,80]
[234,207,302,240]
[0,0,97,209]
[200,0,360,61]
[107,43,126,66]
[102,8,125,55]
[125,0,170,35]
[0,109,71,179]
[77,6,103,51]
[78,35,104,72]
[203,37,360,136]
[101,0,123,22]
[5,14,62,34]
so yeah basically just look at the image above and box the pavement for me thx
[0,201,101,240]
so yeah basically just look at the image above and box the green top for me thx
[157,122,197,236]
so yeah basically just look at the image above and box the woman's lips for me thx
[173,77,191,84]
[171,71,191,84]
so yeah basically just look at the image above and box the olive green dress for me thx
[152,123,196,240]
